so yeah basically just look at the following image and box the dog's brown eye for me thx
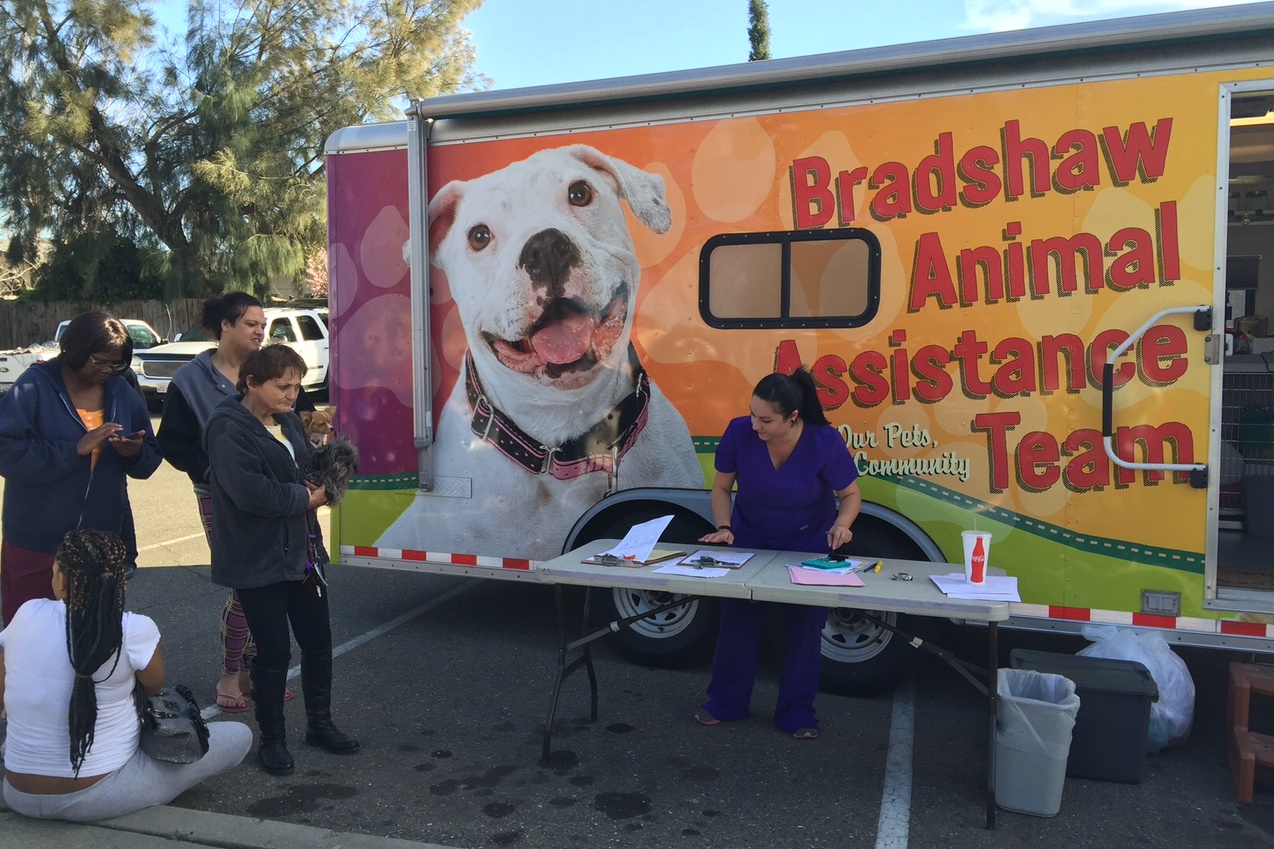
[568,180,593,207]
[467,224,492,251]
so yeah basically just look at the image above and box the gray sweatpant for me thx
[2,721,252,822]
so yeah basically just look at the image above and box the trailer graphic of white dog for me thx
[375,145,704,557]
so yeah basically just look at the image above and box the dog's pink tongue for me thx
[531,314,595,364]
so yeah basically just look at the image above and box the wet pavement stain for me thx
[568,775,594,787]
[414,762,437,773]
[548,797,578,808]
[605,722,635,734]
[475,764,518,788]
[490,829,523,846]
[483,801,517,818]
[593,791,652,820]
[683,828,702,836]
[399,743,418,753]
[245,783,358,818]
[703,809,721,817]
[543,749,578,770]
[493,721,517,732]
[431,748,453,758]
[428,779,461,796]
[681,765,720,781]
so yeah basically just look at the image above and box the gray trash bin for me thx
[995,668,1080,817]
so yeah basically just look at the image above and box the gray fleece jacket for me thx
[204,395,328,590]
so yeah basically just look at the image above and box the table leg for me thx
[986,620,999,830]
[541,586,696,762]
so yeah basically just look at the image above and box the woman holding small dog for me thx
[0,529,251,821]
[205,345,358,775]
[695,369,861,740]
[159,292,314,713]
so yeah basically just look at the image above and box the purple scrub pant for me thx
[702,598,826,734]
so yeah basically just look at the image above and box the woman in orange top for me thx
[0,311,161,624]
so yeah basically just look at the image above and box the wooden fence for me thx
[0,299,206,350]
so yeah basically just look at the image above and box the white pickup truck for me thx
[0,319,166,395]
[131,306,329,410]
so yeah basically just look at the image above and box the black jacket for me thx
[204,395,327,589]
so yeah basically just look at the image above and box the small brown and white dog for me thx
[299,407,336,447]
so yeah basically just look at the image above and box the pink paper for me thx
[787,565,865,587]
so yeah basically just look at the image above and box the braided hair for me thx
[57,529,129,776]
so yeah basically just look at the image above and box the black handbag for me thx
[136,684,210,763]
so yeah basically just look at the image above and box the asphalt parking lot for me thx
[4,453,1274,848]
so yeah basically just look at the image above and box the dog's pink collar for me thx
[465,347,650,487]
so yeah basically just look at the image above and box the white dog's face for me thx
[429,146,671,391]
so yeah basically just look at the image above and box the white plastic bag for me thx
[997,668,1081,760]
[1078,624,1195,752]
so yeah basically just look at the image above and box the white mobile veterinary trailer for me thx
[326,4,1274,695]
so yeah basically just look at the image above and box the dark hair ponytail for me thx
[754,367,829,427]
[201,292,263,340]
[58,530,129,776]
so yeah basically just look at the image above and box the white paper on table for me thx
[683,549,754,567]
[653,564,731,578]
[602,515,675,564]
[930,573,1021,601]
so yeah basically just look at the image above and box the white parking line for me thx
[876,679,915,849]
[201,581,474,720]
[138,533,206,552]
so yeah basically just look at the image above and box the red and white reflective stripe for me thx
[341,545,533,571]
[1010,603,1274,638]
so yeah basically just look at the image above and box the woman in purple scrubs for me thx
[695,369,862,739]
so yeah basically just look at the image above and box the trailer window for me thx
[699,228,880,328]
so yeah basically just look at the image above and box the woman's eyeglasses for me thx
[89,354,129,374]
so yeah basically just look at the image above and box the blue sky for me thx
[464,0,1268,90]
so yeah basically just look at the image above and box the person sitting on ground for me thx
[0,529,252,822]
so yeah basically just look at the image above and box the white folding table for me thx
[536,539,1010,828]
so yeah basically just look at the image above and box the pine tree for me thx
[748,0,771,62]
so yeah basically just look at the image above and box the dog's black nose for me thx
[519,229,580,296]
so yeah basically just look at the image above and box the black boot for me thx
[301,650,360,754]
[252,663,295,775]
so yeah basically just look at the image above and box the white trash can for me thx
[995,668,1080,816]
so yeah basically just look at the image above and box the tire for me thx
[580,504,717,669]
[590,587,719,669]
[816,518,938,697]
[818,609,938,697]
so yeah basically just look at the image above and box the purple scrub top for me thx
[714,416,859,552]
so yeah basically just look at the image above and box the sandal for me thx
[213,686,250,714]
[693,710,721,727]
[791,727,819,740]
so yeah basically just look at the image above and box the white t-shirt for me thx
[0,598,160,777]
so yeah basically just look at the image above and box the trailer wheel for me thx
[818,609,938,697]
[591,588,718,669]
[579,502,717,669]
[816,523,938,697]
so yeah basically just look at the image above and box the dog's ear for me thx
[428,181,465,259]
[563,146,671,235]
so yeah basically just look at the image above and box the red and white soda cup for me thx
[961,531,991,584]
